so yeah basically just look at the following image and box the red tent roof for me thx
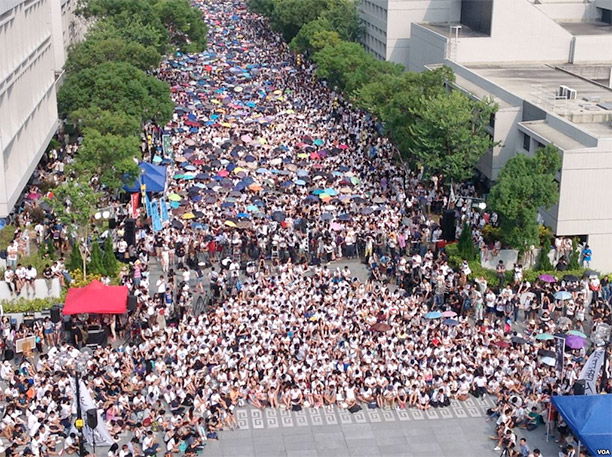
[63,280,128,315]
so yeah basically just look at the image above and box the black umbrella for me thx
[562,274,579,282]
[271,211,285,222]
[171,220,184,230]
[511,336,528,344]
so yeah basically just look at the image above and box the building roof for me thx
[464,64,612,139]
[558,22,612,36]
[519,120,590,150]
[418,23,489,39]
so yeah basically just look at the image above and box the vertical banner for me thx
[160,198,169,223]
[579,348,605,395]
[554,336,565,375]
[151,199,162,232]
[74,380,114,446]
[162,134,173,158]
[144,192,152,217]
[130,193,140,219]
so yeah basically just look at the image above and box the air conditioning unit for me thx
[567,88,577,100]
[558,85,569,98]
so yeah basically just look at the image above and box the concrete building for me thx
[0,0,86,218]
[359,0,612,69]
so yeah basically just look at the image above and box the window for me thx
[534,141,545,151]
[522,133,530,151]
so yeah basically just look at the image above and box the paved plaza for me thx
[198,402,559,457]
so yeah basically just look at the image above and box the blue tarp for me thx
[123,162,167,193]
[552,395,612,457]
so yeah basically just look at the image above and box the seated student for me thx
[430,388,450,408]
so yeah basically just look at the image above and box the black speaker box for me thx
[127,295,137,312]
[572,380,585,395]
[86,409,98,428]
[50,305,61,323]
[441,210,457,242]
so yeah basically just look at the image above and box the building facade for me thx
[0,0,86,218]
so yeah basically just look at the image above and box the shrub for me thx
[481,224,502,245]
[457,223,479,261]
[535,247,554,271]
[67,243,84,272]
[0,225,16,251]
[568,238,580,270]
[1,297,57,314]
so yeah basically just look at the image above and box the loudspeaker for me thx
[572,380,585,395]
[50,305,61,323]
[86,409,98,428]
[124,219,136,246]
[127,295,137,312]
[441,210,457,242]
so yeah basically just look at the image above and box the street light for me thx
[55,348,91,457]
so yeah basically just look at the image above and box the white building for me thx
[0,0,86,218]
[359,0,612,69]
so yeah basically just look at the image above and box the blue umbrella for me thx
[443,318,459,326]
[554,291,572,301]
[295,179,306,186]
[256,168,269,174]
[221,202,235,208]
[424,311,442,319]
[296,169,309,177]
[312,189,325,195]
[183,165,196,171]
[313,139,324,146]
[237,213,250,219]
[281,181,293,187]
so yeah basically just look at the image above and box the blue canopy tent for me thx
[123,162,167,193]
[552,395,612,456]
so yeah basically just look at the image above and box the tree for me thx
[488,144,562,251]
[65,37,162,73]
[102,236,119,277]
[270,0,342,41]
[313,41,402,94]
[535,246,554,270]
[72,128,140,190]
[318,0,363,42]
[87,16,169,54]
[69,107,141,137]
[89,240,105,275]
[58,61,173,124]
[457,223,479,261]
[405,91,497,181]
[67,242,84,272]
[154,0,208,52]
[290,18,339,55]
[248,0,275,17]
[46,180,101,279]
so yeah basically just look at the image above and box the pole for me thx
[601,340,610,392]
[75,373,86,457]
[545,401,552,442]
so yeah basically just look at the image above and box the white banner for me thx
[579,348,605,395]
[75,379,115,446]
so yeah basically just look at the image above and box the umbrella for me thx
[583,270,598,278]
[562,274,579,282]
[540,357,556,367]
[225,221,237,228]
[424,311,442,319]
[171,220,184,230]
[511,336,528,344]
[168,193,182,201]
[535,333,555,341]
[370,322,392,332]
[443,319,459,326]
[538,274,557,283]
[554,291,572,301]
[182,213,195,220]
[520,292,535,305]
[565,335,586,349]
[442,310,457,318]
[494,340,510,348]
[567,330,588,338]
[271,211,285,222]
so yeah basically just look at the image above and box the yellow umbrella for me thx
[182,212,195,220]
[273,89,282,95]
[225,221,237,227]
[233,167,246,174]
[168,193,181,201]
[319,193,331,201]
[220,122,232,128]
[211,99,221,105]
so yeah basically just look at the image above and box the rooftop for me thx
[558,21,612,36]
[419,23,489,39]
[520,120,590,150]
[464,63,612,138]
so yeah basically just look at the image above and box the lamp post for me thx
[57,349,90,457]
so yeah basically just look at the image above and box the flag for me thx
[74,379,114,446]
[160,198,169,223]
[554,336,565,373]
[151,199,162,232]
[579,348,605,395]
[130,193,140,219]
[144,192,152,217]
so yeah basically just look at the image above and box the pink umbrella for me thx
[539,274,557,283]
[442,310,457,318]
[241,135,252,143]
[565,334,586,349]
[218,170,229,177]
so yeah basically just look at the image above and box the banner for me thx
[555,336,565,374]
[144,192,152,217]
[579,348,605,395]
[160,198,169,223]
[151,199,162,232]
[74,379,114,446]
[130,193,140,219]
[162,134,173,158]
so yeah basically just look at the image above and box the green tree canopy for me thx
[488,144,561,250]
[58,61,173,124]
[69,107,141,137]
[71,128,140,191]
[65,36,161,73]
[405,91,497,181]
[313,41,402,94]
[87,16,169,54]
[154,0,208,52]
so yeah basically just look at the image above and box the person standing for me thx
[581,244,592,267]
[518,438,530,457]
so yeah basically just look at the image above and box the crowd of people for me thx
[0,0,610,457]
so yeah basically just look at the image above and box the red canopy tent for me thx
[62,280,128,315]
